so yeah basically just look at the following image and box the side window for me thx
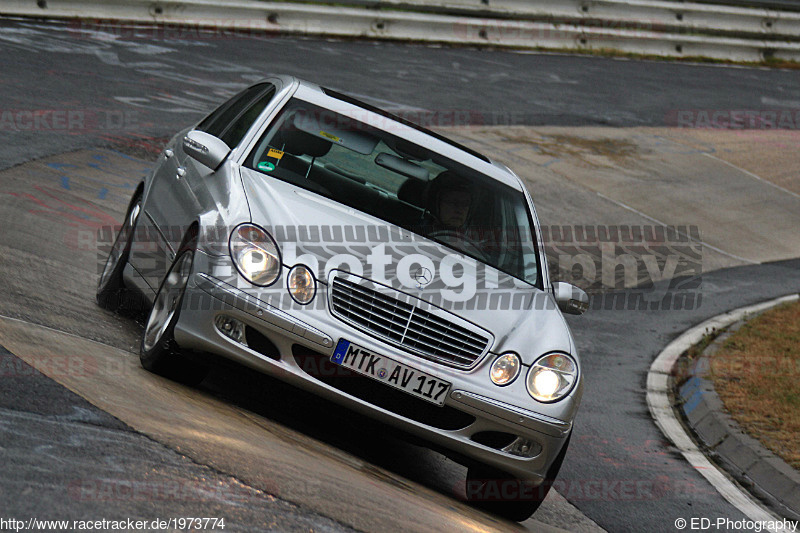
[219,85,277,149]
[196,83,271,140]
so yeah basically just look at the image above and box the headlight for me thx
[287,264,316,304]
[229,224,281,286]
[526,352,578,402]
[490,353,520,386]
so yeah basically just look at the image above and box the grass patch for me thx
[498,132,639,164]
[710,300,800,470]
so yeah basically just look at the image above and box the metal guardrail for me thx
[2,0,800,62]
[281,0,800,39]
[282,0,800,9]
[670,0,800,11]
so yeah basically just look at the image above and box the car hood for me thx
[240,167,574,362]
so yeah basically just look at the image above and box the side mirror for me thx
[183,130,230,171]
[552,282,589,315]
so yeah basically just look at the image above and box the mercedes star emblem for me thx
[413,267,433,289]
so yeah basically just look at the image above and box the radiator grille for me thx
[329,275,490,368]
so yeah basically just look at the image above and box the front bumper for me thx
[173,262,577,482]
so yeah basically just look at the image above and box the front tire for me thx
[466,433,572,522]
[140,234,208,386]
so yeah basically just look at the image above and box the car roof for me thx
[265,75,525,192]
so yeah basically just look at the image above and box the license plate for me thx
[331,339,451,406]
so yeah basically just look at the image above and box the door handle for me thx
[164,149,174,159]
[176,167,186,180]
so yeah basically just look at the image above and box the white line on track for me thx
[646,294,800,533]
[593,191,758,264]
[702,153,800,201]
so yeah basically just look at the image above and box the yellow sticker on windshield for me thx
[318,131,341,143]
[267,148,284,160]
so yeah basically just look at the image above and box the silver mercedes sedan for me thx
[97,74,589,521]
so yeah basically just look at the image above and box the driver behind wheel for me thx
[429,170,475,229]
[421,171,493,262]
[438,187,472,228]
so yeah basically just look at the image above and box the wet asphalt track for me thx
[2,17,800,532]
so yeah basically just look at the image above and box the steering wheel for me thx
[427,229,490,262]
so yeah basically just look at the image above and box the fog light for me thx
[502,437,542,458]
[215,315,246,346]
[490,353,521,386]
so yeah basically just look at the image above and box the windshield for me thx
[245,98,541,287]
